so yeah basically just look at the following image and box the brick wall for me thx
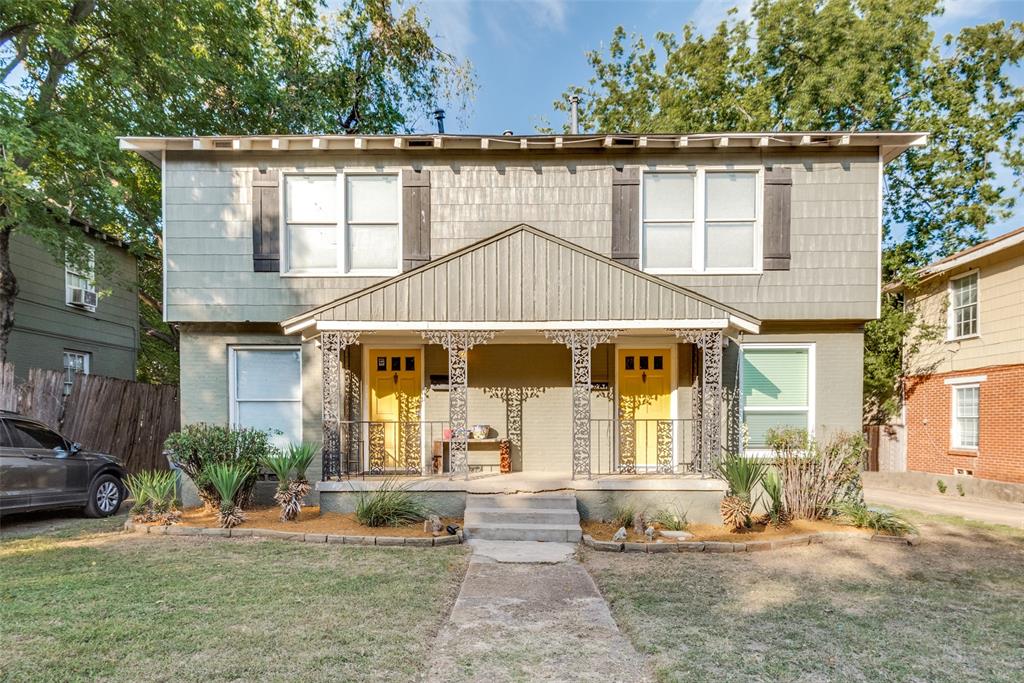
[904,364,1024,483]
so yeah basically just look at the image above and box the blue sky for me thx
[413,0,1024,236]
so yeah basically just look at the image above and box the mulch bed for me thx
[582,518,872,543]
[139,506,462,538]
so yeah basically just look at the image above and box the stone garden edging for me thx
[582,530,920,554]
[123,520,465,547]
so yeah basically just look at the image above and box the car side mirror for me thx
[69,442,82,455]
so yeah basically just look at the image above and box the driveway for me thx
[864,485,1024,528]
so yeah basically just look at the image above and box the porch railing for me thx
[331,420,450,478]
[589,418,704,475]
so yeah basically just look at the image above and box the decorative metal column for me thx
[482,386,546,465]
[675,329,723,475]
[546,330,621,479]
[422,330,496,479]
[320,330,360,480]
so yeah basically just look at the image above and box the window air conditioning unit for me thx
[70,287,97,308]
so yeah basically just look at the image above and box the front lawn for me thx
[584,516,1024,682]
[0,516,468,682]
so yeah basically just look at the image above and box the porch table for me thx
[432,437,511,474]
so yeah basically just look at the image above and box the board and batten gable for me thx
[7,231,139,379]
[162,147,882,323]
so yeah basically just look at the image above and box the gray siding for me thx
[7,231,138,380]
[315,226,739,324]
[163,148,880,324]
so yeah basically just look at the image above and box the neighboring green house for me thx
[7,221,139,386]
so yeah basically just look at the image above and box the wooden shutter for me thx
[611,166,640,269]
[763,166,792,271]
[251,169,280,272]
[402,169,431,271]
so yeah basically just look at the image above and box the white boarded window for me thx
[948,272,978,339]
[229,347,302,451]
[642,169,759,273]
[741,345,813,450]
[952,385,979,450]
[284,173,399,275]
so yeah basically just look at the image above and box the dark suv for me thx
[0,411,127,517]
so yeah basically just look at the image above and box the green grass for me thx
[0,516,468,682]
[584,514,1024,682]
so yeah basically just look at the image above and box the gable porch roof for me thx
[280,224,760,336]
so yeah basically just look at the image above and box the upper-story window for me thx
[283,173,400,275]
[65,246,97,311]
[642,169,760,274]
[948,271,978,339]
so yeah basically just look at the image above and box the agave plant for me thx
[205,462,251,528]
[124,472,154,520]
[124,470,179,524]
[761,468,788,527]
[716,453,769,531]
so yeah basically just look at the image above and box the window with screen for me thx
[741,346,812,450]
[230,347,302,450]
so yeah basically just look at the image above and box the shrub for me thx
[205,462,252,528]
[651,506,689,531]
[354,478,429,527]
[610,503,638,529]
[761,468,787,526]
[834,502,917,537]
[164,424,277,509]
[124,470,179,524]
[261,442,320,522]
[937,479,948,494]
[717,453,769,530]
[767,429,865,520]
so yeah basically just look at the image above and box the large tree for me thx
[556,0,1023,420]
[0,0,471,382]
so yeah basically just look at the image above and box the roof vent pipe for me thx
[432,109,445,134]
[570,94,580,135]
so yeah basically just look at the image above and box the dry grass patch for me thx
[0,516,469,682]
[585,517,1024,682]
[582,517,867,543]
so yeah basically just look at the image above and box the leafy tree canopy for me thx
[0,0,472,382]
[556,0,1023,419]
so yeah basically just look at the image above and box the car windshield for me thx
[6,420,68,451]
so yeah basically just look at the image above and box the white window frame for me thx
[946,269,980,341]
[62,350,91,395]
[65,246,97,312]
[281,171,403,277]
[641,165,763,275]
[739,342,816,456]
[227,345,303,446]
[950,382,980,451]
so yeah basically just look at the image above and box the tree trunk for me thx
[0,226,19,364]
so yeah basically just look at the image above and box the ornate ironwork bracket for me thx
[321,330,361,480]
[673,329,723,475]
[545,329,621,479]
[422,330,497,480]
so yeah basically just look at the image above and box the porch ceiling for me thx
[281,224,760,336]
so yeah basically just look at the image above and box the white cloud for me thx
[417,0,476,58]
[941,0,999,20]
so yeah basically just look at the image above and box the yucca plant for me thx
[205,462,252,528]
[834,502,917,537]
[355,477,429,527]
[652,506,689,531]
[124,470,179,524]
[717,453,769,530]
[261,451,297,521]
[261,443,319,522]
[761,468,788,527]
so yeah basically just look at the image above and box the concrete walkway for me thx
[424,541,650,682]
[865,485,1024,528]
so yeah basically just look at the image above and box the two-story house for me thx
[898,227,1024,484]
[8,219,139,388]
[121,131,924,515]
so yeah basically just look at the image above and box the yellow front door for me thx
[617,348,672,471]
[368,348,423,472]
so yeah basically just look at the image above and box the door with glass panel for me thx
[617,349,672,472]
[368,349,423,474]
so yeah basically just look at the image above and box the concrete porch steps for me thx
[464,493,582,542]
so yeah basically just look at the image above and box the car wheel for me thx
[84,474,123,518]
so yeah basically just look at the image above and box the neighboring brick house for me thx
[900,226,1024,483]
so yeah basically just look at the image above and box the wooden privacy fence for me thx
[864,423,907,473]
[0,361,179,473]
